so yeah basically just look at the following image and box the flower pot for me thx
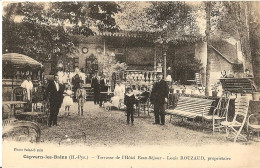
[169,88,174,94]
[212,91,218,97]
[182,90,186,94]
[252,92,260,100]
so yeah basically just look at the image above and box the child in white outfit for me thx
[62,84,74,116]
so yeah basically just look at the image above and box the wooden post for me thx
[154,46,157,71]
[164,52,167,79]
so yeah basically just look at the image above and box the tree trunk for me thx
[205,2,211,96]
[248,2,260,90]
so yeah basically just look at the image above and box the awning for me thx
[2,53,43,69]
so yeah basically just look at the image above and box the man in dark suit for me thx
[99,75,108,107]
[150,73,169,125]
[46,74,64,127]
[91,73,100,105]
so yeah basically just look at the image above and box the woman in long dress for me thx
[111,81,125,109]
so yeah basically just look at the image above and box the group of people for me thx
[20,71,87,127]
[123,73,169,125]
[21,71,169,127]
[45,74,87,127]
[91,73,108,107]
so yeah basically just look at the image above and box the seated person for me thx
[137,86,150,104]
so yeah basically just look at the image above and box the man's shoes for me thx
[160,123,165,125]
[152,122,160,125]
[131,123,134,126]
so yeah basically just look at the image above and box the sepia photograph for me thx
[1,1,260,168]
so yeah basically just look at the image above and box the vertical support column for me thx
[154,45,157,71]
[103,37,106,55]
[164,52,167,80]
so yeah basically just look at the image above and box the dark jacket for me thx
[124,94,136,109]
[150,79,169,105]
[46,80,64,108]
[100,78,108,92]
[91,77,100,92]
[139,91,150,103]
[72,75,81,92]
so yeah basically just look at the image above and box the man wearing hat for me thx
[46,74,64,127]
[150,73,169,125]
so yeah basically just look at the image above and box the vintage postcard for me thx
[2,1,260,168]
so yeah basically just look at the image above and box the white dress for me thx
[21,80,33,101]
[62,90,74,106]
[111,84,125,108]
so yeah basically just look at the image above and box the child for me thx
[62,84,74,116]
[124,87,136,125]
[76,80,86,116]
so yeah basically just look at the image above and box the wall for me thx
[68,35,156,72]
[195,42,207,85]
[208,48,234,86]
[68,35,104,72]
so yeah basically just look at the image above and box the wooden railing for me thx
[124,70,160,88]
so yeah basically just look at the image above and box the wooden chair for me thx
[202,94,230,134]
[12,87,27,114]
[137,95,151,116]
[247,113,260,141]
[221,96,249,142]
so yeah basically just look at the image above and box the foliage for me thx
[116,2,156,32]
[172,58,203,72]
[3,2,121,63]
[211,81,221,92]
[101,53,127,80]
[145,2,204,40]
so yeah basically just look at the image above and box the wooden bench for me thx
[219,78,256,94]
[165,96,215,123]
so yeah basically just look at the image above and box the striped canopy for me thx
[2,53,43,69]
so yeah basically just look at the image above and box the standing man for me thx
[72,73,81,102]
[91,73,100,105]
[150,73,169,125]
[99,75,108,107]
[46,74,64,127]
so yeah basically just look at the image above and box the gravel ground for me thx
[35,101,255,147]
[4,101,258,146]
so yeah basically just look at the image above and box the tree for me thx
[3,2,121,64]
[248,2,260,90]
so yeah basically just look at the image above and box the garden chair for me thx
[202,93,230,134]
[247,113,260,141]
[12,87,27,114]
[137,96,151,116]
[221,96,249,142]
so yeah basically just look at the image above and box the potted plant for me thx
[180,85,186,95]
[211,82,220,97]
[252,82,260,100]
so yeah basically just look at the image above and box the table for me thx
[2,101,27,118]
[100,92,114,102]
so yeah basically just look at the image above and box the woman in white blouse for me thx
[111,81,125,109]
[21,75,34,101]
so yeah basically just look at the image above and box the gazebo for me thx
[2,53,43,101]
